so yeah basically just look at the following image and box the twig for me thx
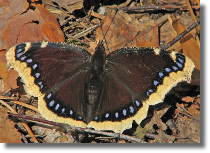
[72,24,101,39]
[89,10,105,19]
[10,100,39,112]
[0,95,17,100]
[77,127,146,143]
[176,103,200,122]
[160,19,200,49]
[60,16,75,26]
[121,5,164,11]
[8,112,146,143]
[1,95,39,112]
[8,112,63,126]
[120,5,200,12]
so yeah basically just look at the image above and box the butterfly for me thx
[6,39,194,133]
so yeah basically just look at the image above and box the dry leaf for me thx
[182,96,200,118]
[91,7,160,54]
[176,117,200,143]
[172,19,200,70]
[0,50,19,93]
[0,0,65,92]
[0,105,22,143]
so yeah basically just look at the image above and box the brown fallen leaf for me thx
[0,0,64,50]
[90,7,160,54]
[0,105,22,143]
[175,117,200,143]
[0,0,65,93]
[0,50,19,94]
[182,96,200,118]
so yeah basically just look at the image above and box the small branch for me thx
[8,112,64,127]
[121,5,163,11]
[72,24,101,39]
[160,19,200,50]
[8,112,146,143]
[176,103,200,122]
[120,4,200,12]
[77,127,146,143]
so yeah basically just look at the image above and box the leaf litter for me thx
[0,0,200,143]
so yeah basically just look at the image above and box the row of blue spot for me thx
[46,92,73,116]
[146,53,185,98]
[97,99,141,122]
[15,44,44,91]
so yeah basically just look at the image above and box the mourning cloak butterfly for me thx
[6,41,194,133]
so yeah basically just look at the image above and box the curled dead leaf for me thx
[0,0,65,92]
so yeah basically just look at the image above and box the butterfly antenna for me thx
[99,7,119,53]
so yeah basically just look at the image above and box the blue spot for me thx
[105,113,109,118]
[135,100,140,107]
[159,72,164,78]
[149,89,153,93]
[17,52,24,58]
[20,56,26,61]
[176,62,183,68]
[147,89,153,96]
[47,93,52,99]
[38,81,42,85]
[115,112,119,118]
[154,80,159,86]
[172,66,178,71]
[70,110,73,115]
[123,109,127,116]
[165,68,171,73]
[129,106,134,114]
[26,59,33,63]
[62,108,65,113]
[32,64,38,70]
[16,48,23,53]
[55,103,60,110]
[177,57,184,64]
[49,100,55,107]
[35,73,40,78]
[16,44,26,49]
[94,117,98,120]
